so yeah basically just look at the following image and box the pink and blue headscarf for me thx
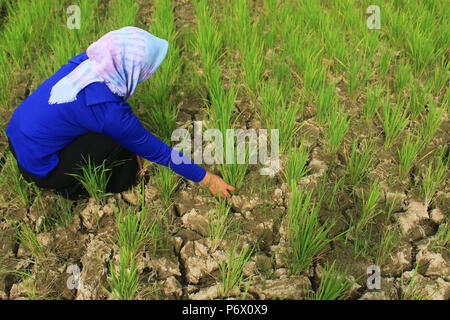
[48,26,168,104]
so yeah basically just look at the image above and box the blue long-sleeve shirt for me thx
[5,52,206,183]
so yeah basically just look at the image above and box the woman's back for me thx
[6,52,122,178]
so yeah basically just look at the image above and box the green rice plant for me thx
[316,80,336,126]
[105,247,139,300]
[430,221,450,252]
[377,47,393,81]
[44,196,74,229]
[148,211,170,257]
[284,139,311,190]
[347,50,370,98]
[399,263,431,300]
[326,102,350,154]
[14,221,45,262]
[258,81,303,153]
[379,89,410,149]
[305,261,354,300]
[228,0,252,47]
[364,86,382,122]
[193,0,223,80]
[207,195,232,251]
[105,0,138,31]
[406,26,437,76]
[398,129,423,180]
[428,63,448,96]
[141,101,179,144]
[67,156,114,204]
[114,207,152,257]
[419,148,448,208]
[242,29,265,99]
[345,139,376,188]
[354,179,382,236]
[375,225,401,266]
[409,82,428,118]
[327,175,345,212]
[289,36,321,76]
[285,185,339,274]
[153,164,179,207]
[0,152,36,207]
[218,241,253,297]
[135,0,181,143]
[394,63,411,95]
[136,185,172,256]
[303,61,326,98]
[418,100,445,143]
[207,67,238,133]
[216,135,250,192]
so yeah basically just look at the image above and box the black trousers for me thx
[8,132,139,200]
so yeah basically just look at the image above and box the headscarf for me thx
[48,26,168,104]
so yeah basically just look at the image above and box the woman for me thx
[5,26,235,200]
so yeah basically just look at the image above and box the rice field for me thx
[0,0,449,300]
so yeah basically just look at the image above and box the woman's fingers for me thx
[200,171,236,199]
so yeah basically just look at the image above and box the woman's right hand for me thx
[199,171,236,198]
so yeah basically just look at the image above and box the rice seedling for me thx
[135,0,181,143]
[284,139,311,190]
[114,206,152,256]
[316,80,336,126]
[394,63,411,96]
[419,100,445,143]
[377,47,393,81]
[303,61,326,99]
[0,152,36,207]
[428,63,448,96]
[105,0,138,31]
[258,81,303,153]
[406,27,436,76]
[409,82,428,118]
[419,147,448,208]
[67,156,114,204]
[375,225,401,267]
[207,67,238,133]
[379,89,410,149]
[345,139,376,188]
[430,221,450,252]
[216,136,250,192]
[398,129,423,180]
[326,102,350,154]
[240,23,265,99]
[350,179,383,257]
[354,179,382,236]
[193,0,223,81]
[14,221,46,262]
[218,241,253,297]
[346,50,371,99]
[326,176,345,212]
[105,247,139,300]
[305,261,354,300]
[207,195,232,251]
[284,185,339,274]
[51,196,74,228]
[399,263,429,300]
[140,100,179,144]
[153,164,179,207]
